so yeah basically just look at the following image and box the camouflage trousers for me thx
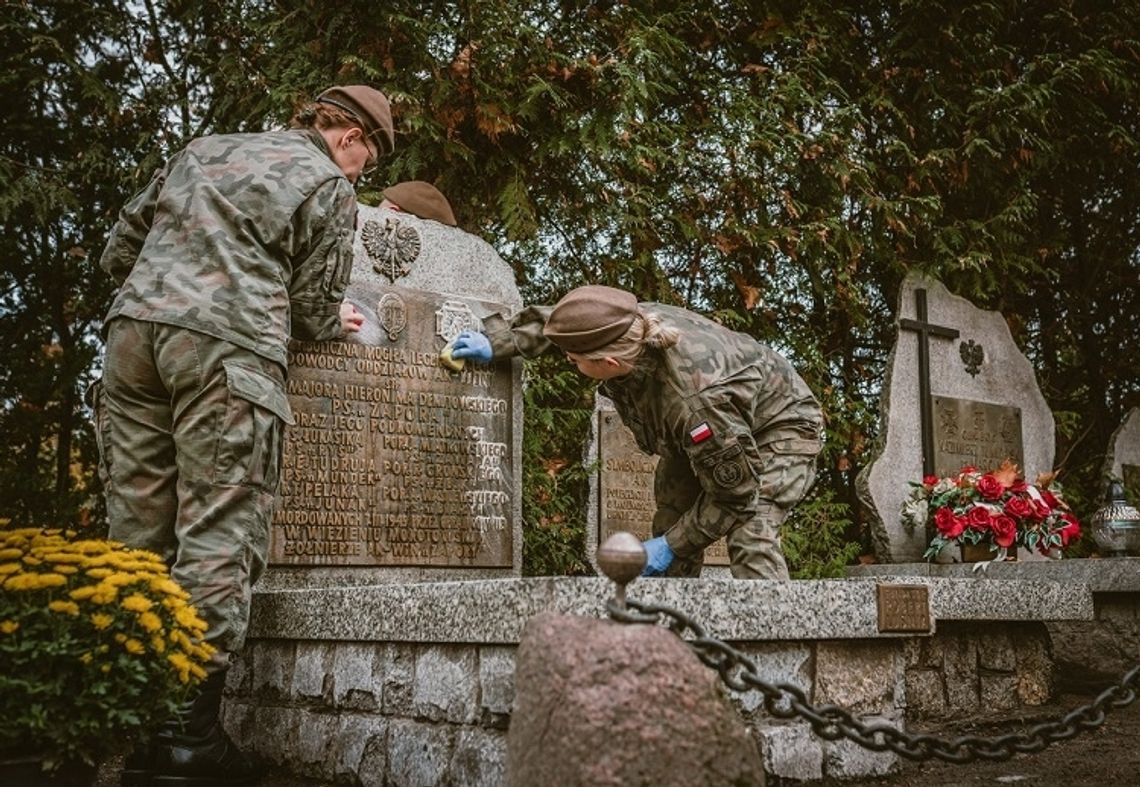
[651,445,819,580]
[92,317,292,671]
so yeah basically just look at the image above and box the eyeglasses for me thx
[360,133,379,176]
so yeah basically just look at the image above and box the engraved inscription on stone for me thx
[597,412,730,566]
[272,286,513,568]
[876,584,931,633]
[931,395,1023,477]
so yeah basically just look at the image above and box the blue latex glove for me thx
[449,330,493,363]
[641,536,675,577]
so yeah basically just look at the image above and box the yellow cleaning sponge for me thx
[439,341,465,371]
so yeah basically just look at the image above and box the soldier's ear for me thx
[337,126,361,150]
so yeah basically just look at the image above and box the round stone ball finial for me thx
[597,532,646,587]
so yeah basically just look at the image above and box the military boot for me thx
[125,671,262,787]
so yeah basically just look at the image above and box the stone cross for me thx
[897,288,959,478]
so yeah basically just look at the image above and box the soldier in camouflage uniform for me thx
[94,85,394,786]
[450,285,822,580]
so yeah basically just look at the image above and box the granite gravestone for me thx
[587,396,730,573]
[265,205,524,587]
[1104,407,1140,505]
[856,274,1055,563]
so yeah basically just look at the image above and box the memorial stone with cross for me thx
[856,274,1057,563]
[261,204,524,588]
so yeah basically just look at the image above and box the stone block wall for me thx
[225,641,513,787]
[726,624,1052,782]
[228,576,1088,784]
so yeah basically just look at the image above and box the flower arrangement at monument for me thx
[0,528,214,779]
[900,461,1082,562]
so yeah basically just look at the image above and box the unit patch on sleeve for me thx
[712,459,745,488]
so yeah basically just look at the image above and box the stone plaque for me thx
[931,395,1023,477]
[875,584,931,633]
[597,411,730,566]
[271,286,515,568]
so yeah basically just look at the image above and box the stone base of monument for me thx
[849,557,1140,692]
[221,575,1092,784]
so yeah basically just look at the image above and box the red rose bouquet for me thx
[900,461,1082,562]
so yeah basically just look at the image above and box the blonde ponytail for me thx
[581,310,679,363]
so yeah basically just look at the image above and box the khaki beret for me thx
[382,181,457,226]
[543,285,639,353]
[317,85,395,156]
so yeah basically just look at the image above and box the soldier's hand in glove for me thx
[641,536,674,576]
[449,330,493,363]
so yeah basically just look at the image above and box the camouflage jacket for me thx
[484,302,823,556]
[100,128,358,367]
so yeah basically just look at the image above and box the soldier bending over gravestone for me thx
[449,285,823,580]
[92,85,394,786]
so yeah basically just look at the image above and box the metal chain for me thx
[608,596,1140,764]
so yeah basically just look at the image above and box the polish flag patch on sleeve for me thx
[689,422,713,444]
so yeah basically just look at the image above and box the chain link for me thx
[607,596,1140,764]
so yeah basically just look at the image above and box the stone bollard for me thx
[506,533,765,786]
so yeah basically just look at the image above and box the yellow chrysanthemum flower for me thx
[150,636,166,654]
[70,585,98,601]
[41,552,85,564]
[86,568,113,579]
[0,620,18,634]
[79,652,93,664]
[168,652,193,684]
[122,593,153,613]
[0,548,22,560]
[53,565,79,575]
[91,582,119,604]
[150,577,188,598]
[138,611,163,633]
[90,613,114,630]
[48,600,80,617]
[75,540,111,555]
[0,562,21,576]
[123,638,145,655]
[4,572,68,591]
[3,574,30,591]
[104,572,140,588]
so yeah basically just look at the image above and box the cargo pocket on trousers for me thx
[755,435,821,508]
[87,379,112,491]
[216,360,294,491]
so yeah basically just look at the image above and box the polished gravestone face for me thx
[856,274,1057,564]
[268,205,523,579]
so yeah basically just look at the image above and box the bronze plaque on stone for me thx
[931,395,1023,477]
[271,286,514,567]
[876,584,931,633]
[597,412,730,566]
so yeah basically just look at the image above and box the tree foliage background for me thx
[1,0,1136,575]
